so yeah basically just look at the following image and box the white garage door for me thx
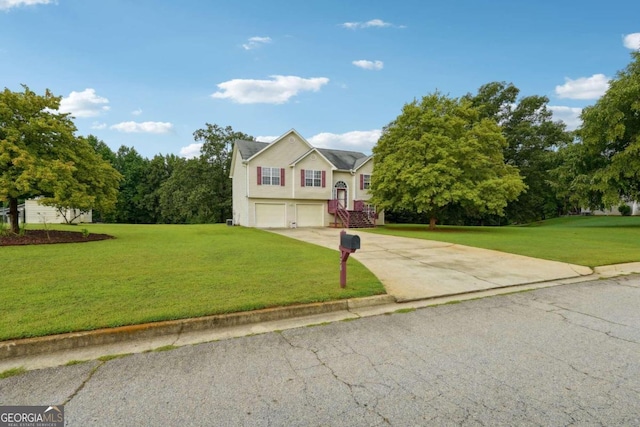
[296,204,324,227]
[255,203,286,228]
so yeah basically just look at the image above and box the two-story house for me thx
[230,129,384,228]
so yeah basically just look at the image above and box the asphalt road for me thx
[2,275,640,426]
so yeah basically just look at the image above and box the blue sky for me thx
[2,0,639,159]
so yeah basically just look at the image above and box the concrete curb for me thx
[0,294,396,360]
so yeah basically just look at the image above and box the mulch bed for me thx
[0,230,114,246]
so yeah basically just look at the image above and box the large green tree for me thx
[159,124,253,223]
[574,51,640,208]
[38,135,122,223]
[371,92,526,229]
[0,85,120,233]
[112,146,151,223]
[467,82,572,222]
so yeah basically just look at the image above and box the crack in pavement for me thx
[62,361,104,405]
[171,323,185,346]
[278,332,392,425]
[550,308,640,346]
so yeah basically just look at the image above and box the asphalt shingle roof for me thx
[236,140,268,159]
[235,139,369,171]
[316,148,368,171]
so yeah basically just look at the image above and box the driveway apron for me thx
[270,228,592,302]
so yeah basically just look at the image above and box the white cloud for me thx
[91,121,107,130]
[555,74,609,100]
[623,33,640,50]
[179,143,202,158]
[0,0,54,10]
[110,121,173,134]
[256,135,278,143]
[549,106,583,130]
[131,108,143,116]
[59,88,110,118]
[211,75,329,104]
[242,36,272,50]
[308,129,382,152]
[341,19,397,29]
[352,59,384,70]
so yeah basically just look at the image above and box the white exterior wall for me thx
[582,200,639,216]
[24,199,92,224]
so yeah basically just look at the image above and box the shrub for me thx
[618,204,632,216]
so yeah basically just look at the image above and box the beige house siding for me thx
[332,171,354,210]
[247,133,310,200]
[354,160,374,201]
[231,129,384,228]
[293,153,333,200]
[231,145,249,226]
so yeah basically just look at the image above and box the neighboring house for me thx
[230,129,384,228]
[23,198,91,224]
[1,198,91,228]
[581,200,640,216]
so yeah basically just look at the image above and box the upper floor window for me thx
[258,167,284,186]
[300,169,326,188]
[306,170,322,187]
[360,174,371,190]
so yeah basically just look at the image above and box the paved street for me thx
[2,275,640,426]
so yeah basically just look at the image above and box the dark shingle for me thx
[236,140,268,159]
[317,148,368,170]
[235,138,368,170]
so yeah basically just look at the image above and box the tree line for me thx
[89,124,253,224]
[375,51,640,227]
[2,52,638,230]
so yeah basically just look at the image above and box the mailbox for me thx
[339,230,360,288]
[340,233,360,251]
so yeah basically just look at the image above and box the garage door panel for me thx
[296,204,323,227]
[255,203,286,228]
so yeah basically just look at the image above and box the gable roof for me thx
[246,129,313,162]
[289,148,335,169]
[236,140,267,160]
[353,155,373,171]
[234,135,369,170]
[316,148,368,171]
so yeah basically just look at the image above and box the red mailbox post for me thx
[339,230,360,288]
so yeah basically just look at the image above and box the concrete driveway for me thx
[271,228,593,301]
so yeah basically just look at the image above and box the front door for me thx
[336,188,347,209]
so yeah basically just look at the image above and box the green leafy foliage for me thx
[0,86,121,232]
[158,124,253,223]
[467,82,572,223]
[574,51,640,209]
[371,92,525,228]
[618,204,632,216]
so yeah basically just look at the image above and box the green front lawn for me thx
[367,216,640,267]
[1,224,384,341]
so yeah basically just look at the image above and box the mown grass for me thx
[367,216,640,267]
[1,224,384,341]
